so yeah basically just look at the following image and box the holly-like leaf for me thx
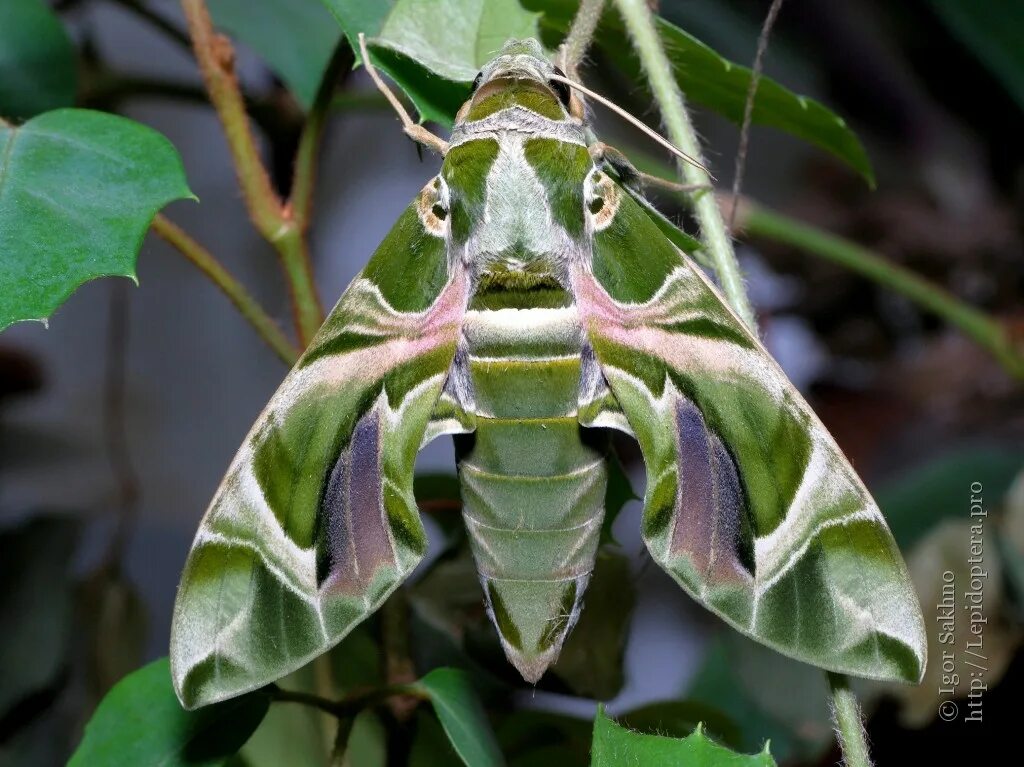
[591,705,775,767]
[528,0,874,186]
[69,658,268,767]
[0,0,77,119]
[413,668,505,767]
[320,0,540,125]
[0,109,193,331]
[208,0,341,109]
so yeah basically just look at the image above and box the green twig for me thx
[290,44,353,234]
[267,681,426,719]
[735,200,1024,379]
[828,672,873,767]
[181,0,324,347]
[613,0,757,332]
[151,215,299,365]
[181,0,284,241]
[560,0,605,79]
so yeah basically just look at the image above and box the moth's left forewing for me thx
[171,181,467,708]
[573,175,926,683]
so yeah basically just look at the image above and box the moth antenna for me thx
[358,33,449,156]
[548,73,714,178]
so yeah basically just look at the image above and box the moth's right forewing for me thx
[171,181,467,708]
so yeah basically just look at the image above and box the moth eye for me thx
[431,203,448,220]
[471,72,484,92]
[588,198,605,214]
[549,66,571,107]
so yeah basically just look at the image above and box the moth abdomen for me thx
[457,305,609,682]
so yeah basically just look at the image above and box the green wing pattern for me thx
[170,182,466,708]
[572,175,926,683]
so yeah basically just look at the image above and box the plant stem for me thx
[828,672,873,767]
[268,682,425,718]
[735,200,1024,379]
[180,0,324,346]
[729,0,786,232]
[151,215,299,365]
[560,0,605,79]
[290,44,353,234]
[614,0,757,332]
[180,0,284,240]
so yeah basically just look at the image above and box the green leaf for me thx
[320,0,540,125]
[413,668,505,767]
[528,0,874,186]
[926,0,1024,111]
[591,705,775,767]
[69,658,269,767]
[0,0,77,119]
[0,109,193,331]
[238,664,329,767]
[599,446,638,546]
[552,549,633,698]
[208,0,341,109]
[876,446,1023,549]
[686,636,833,763]
[0,515,78,716]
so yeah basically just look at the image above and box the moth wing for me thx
[573,178,926,683]
[171,185,467,707]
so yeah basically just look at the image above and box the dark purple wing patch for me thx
[317,403,396,593]
[670,397,753,585]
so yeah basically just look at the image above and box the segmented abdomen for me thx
[457,306,608,681]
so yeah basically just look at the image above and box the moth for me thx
[171,39,925,708]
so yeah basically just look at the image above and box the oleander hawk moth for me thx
[170,39,926,708]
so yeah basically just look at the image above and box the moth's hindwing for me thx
[170,179,465,708]
[573,172,927,683]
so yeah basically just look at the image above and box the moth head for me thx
[456,38,585,123]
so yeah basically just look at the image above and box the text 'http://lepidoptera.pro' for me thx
[170,39,926,709]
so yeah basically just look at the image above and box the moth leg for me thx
[358,33,449,156]
[589,141,710,198]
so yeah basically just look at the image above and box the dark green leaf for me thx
[345,710,387,767]
[527,0,874,185]
[414,668,505,767]
[78,566,148,701]
[926,0,1024,111]
[0,0,77,119]
[320,0,540,126]
[617,700,740,747]
[409,710,460,767]
[238,663,328,767]
[497,710,591,767]
[591,705,775,767]
[552,550,633,698]
[0,515,78,716]
[68,658,269,767]
[686,637,831,763]
[0,109,193,331]
[414,472,465,548]
[208,0,341,109]
[876,446,1022,549]
[599,445,638,546]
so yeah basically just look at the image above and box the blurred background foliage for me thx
[0,0,1022,765]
